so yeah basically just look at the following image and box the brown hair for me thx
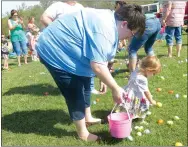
[9,9,18,19]
[115,1,127,7]
[139,56,161,74]
[28,16,35,23]
[115,4,145,36]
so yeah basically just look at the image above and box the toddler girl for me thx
[123,56,161,120]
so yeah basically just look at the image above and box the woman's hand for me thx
[19,18,24,24]
[112,86,126,104]
[99,82,107,94]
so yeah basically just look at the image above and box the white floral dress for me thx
[123,69,150,119]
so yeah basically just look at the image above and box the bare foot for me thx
[79,132,99,141]
[85,117,101,123]
[168,55,172,58]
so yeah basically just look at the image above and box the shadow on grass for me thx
[3,84,60,96]
[2,109,76,137]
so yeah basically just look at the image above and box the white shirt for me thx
[124,69,149,99]
[44,1,84,20]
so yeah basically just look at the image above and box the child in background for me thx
[123,56,161,121]
[1,34,9,70]
[30,31,40,61]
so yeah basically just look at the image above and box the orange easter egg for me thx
[44,92,49,96]
[156,88,162,92]
[168,90,174,94]
[157,119,164,124]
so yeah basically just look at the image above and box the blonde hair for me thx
[139,56,161,74]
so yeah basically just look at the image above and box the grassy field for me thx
[1,32,187,146]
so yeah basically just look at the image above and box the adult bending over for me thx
[36,4,145,141]
[128,14,161,71]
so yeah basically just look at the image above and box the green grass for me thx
[2,33,187,146]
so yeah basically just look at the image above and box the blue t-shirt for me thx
[36,8,118,77]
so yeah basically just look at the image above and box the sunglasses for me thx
[13,14,18,17]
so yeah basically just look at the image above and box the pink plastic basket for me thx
[107,103,132,138]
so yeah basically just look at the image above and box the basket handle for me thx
[110,102,131,121]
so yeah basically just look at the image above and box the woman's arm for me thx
[8,19,18,30]
[19,17,25,29]
[91,61,125,104]
[40,13,53,27]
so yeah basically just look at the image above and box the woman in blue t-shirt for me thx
[36,4,145,141]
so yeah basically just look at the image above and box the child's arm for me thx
[144,90,156,105]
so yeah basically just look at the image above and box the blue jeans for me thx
[12,41,27,56]
[128,18,161,59]
[165,26,182,46]
[40,57,91,121]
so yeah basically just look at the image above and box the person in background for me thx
[30,31,40,61]
[162,1,186,57]
[26,16,40,59]
[40,1,84,27]
[128,13,161,72]
[27,16,40,32]
[1,34,9,70]
[36,4,145,141]
[8,9,28,66]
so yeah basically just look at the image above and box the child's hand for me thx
[151,99,157,105]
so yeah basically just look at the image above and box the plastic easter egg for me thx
[160,76,165,80]
[174,116,180,120]
[167,120,173,125]
[175,142,183,146]
[175,94,180,98]
[144,129,151,134]
[156,88,162,92]
[168,90,174,94]
[146,111,152,115]
[127,136,133,141]
[183,95,187,98]
[96,98,100,102]
[137,132,142,136]
[156,102,162,107]
[157,119,164,124]
[138,126,144,132]
[134,126,139,130]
